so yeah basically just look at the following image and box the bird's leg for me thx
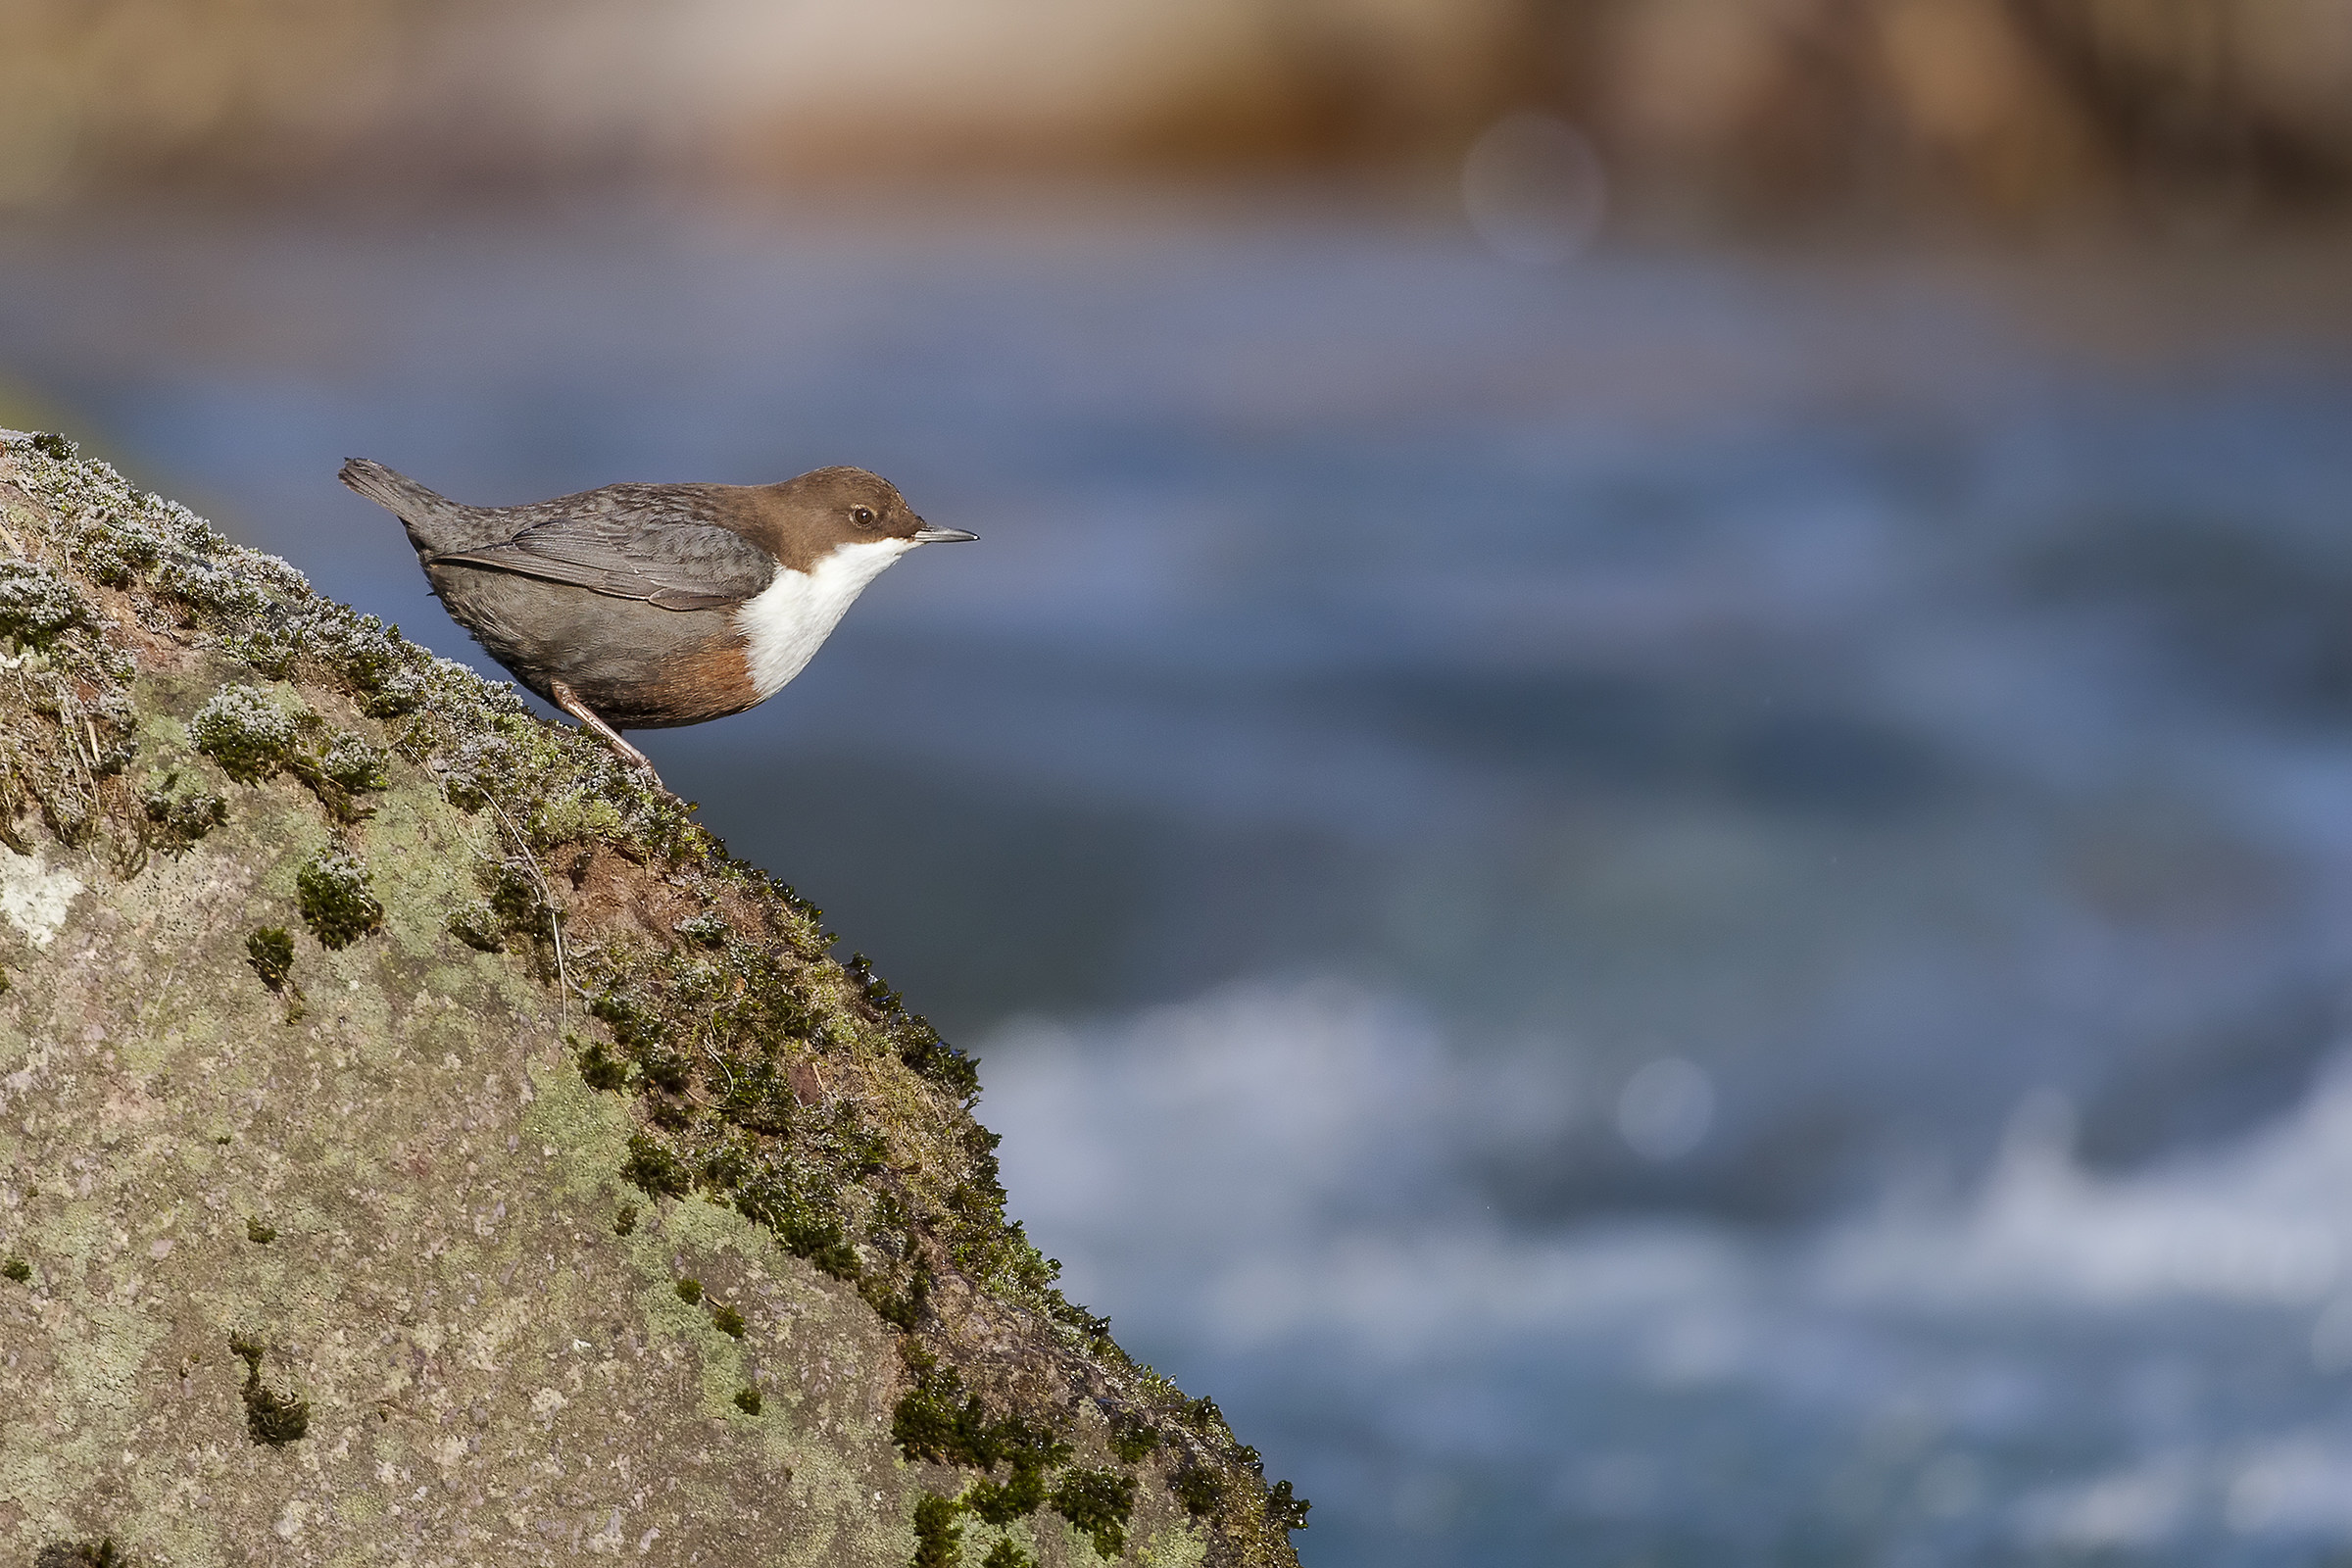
[549,680,661,781]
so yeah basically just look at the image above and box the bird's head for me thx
[771,466,977,560]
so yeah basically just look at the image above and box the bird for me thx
[339,459,976,780]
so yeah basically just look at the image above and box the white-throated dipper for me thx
[339,459,976,777]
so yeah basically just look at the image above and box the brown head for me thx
[750,466,976,570]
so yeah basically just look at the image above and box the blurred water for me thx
[4,200,2351,1563]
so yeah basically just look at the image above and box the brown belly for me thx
[426,565,760,730]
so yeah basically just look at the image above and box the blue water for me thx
[6,200,2352,1563]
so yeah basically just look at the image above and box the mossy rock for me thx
[0,432,1299,1568]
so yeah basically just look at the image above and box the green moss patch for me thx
[1050,1467,1137,1559]
[911,1494,962,1568]
[244,926,294,989]
[227,1332,309,1446]
[294,849,383,948]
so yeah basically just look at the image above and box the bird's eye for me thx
[851,506,877,528]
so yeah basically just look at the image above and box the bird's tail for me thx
[338,458,446,514]
[339,459,483,558]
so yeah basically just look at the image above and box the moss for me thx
[676,908,730,948]
[324,615,425,717]
[1050,1467,1136,1559]
[244,927,295,991]
[1170,1469,1221,1520]
[871,1264,929,1333]
[245,1217,276,1244]
[532,787,625,847]
[228,1333,309,1446]
[141,771,228,856]
[0,558,92,650]
[2,1255,30,1283]
[979,1543,1032,1568]
[187,683,299,783]
[1171,1468,1221,1520]
[621,1133,690,1197]
[28,431,76,461]
[1111,1417,1161,1465]
[674,1277,703,1305]
[710,1300,746,1338]
[893,1370,1004,1470]
[612,1202,638,1236]
[156,555,274,626]
[35,1541,127,1568]
[317,731,389,793]
[294,849,383,948]
[733,1385,763,1416]
[849,952,979,1102]
[576,1037,627,1091]
[78,515,161,587]
[1265,1480,1310,1535]
[911,1494,962,1568]
[187,684,389,821]
[960,1470,1044,1528]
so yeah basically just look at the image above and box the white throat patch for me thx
[737,537,915,699]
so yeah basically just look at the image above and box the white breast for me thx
[735,538,915,700]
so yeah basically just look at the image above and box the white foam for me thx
[1818,1062,2352,1310]
[979,980,2352,1554]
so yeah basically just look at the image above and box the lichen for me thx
[446,903,506,953]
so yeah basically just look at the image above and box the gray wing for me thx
[427,510,773,612]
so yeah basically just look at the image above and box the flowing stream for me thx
[5,200,2351,1564]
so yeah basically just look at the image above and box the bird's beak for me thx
[911,527,979,544]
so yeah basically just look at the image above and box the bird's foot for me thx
[549,680,670,793]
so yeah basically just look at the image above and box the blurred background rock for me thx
[4,0,2350,229]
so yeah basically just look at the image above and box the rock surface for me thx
[0,432,1304,1568]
